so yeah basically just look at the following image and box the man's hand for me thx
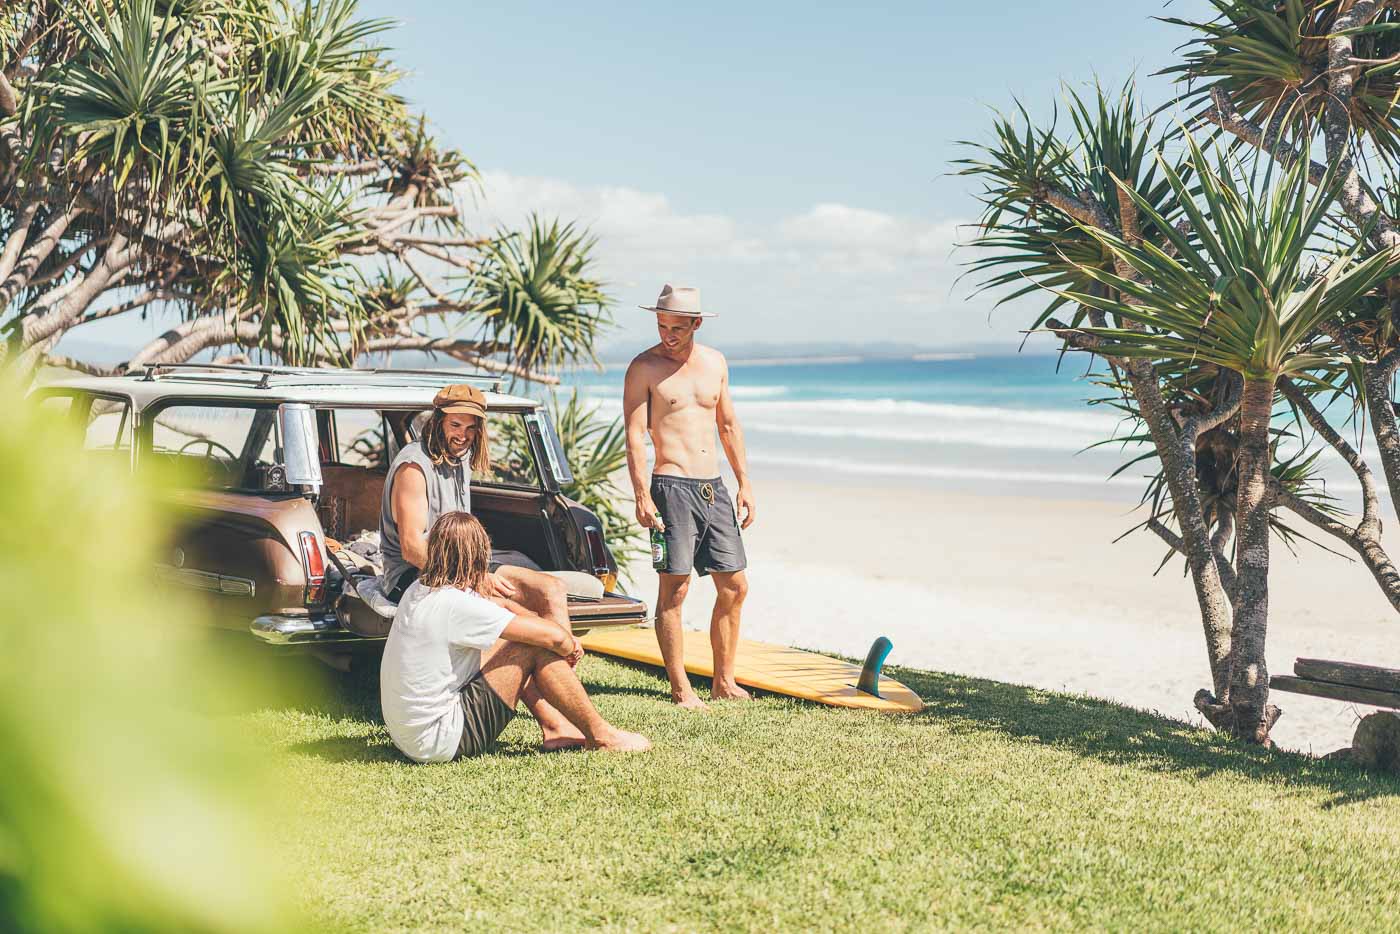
[736,485,756,530]
[561,633,585,667]
[480,571,518,600]
[636,494,665,532]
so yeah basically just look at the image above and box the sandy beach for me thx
[625,473,1400,755]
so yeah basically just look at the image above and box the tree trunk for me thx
[1228,376,1280,743]
[1123,359,1235,699]
[1362,363,1400,526]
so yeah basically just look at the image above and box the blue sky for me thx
[75,0,1218,357]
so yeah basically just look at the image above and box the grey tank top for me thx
[379,441,471,594]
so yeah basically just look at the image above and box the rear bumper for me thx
[251,612,366,645]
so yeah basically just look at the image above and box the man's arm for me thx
[389,463,430,568]
[623,357,662,530]
[501,612,583,664]
[715,360,755,529]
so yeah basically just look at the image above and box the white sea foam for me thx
[742,420,1133,452]
[579,396,1125,447]
[730,386,791,399]
[576,390,1123,432]
[911,352,977,362]
[747,453,1144,487]
[579,384,789,400]
[740,398,1124,432]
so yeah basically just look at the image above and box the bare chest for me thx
[651,366,722,417]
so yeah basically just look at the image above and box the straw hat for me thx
[638,284,716,318]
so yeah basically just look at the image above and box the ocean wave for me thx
[743,421,1134,451]
[747,453,1143,487]
[911,352,977,362]
[574,383,790,400]
[740,398,1123,431]
[575,394,1119,436]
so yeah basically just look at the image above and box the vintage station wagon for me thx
[31,364,648,647]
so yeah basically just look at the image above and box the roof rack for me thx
[139,362,505,392]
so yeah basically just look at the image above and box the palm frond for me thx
[464,215,612,375]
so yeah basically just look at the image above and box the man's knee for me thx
[543,573,568,605]
[716,573,748,602]
[513,567,567,609]
[658,575,690,605]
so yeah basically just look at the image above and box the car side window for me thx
[37,392,133,454]
[479,412,542,488]
[148,404,278,490]
[404,409,543,489]
[332,409,391,469]
[83,397,133,451]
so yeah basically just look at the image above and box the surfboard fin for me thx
[856,637,893,697]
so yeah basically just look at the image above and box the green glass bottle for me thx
[650,526,667,569]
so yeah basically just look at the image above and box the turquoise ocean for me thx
[566,351,1374,505]
[567,353,1154,501]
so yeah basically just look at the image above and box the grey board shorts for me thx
[456,671,516,758]
[651,475,747,577]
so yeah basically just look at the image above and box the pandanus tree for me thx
[0,0,611,384]
[1058,139,1400,738]
[962,0,1400,746]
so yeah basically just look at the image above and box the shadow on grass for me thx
[285,733,575,763]
[228,635,1399,804]
[288,734,401,764]
[891,665,1400,807]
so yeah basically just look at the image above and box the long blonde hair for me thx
[422,409,491,474]
[420,511,492,593]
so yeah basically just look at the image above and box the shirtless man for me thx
[623,284,755,709]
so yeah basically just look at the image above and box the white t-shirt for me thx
[379,579,514,763]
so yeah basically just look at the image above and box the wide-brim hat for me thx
[639,283,716,318]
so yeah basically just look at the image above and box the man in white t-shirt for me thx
[381,511,650,761]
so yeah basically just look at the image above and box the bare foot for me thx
[672,690,709,710]
[710,681,753,701]
[538,718,586,752]
[589,729,652,753]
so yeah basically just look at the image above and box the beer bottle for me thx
[650,525,667,569]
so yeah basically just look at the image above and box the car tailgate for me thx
[569,593,648,629]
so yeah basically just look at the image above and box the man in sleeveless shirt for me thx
[380,384,572,639]
[623,285,755,709]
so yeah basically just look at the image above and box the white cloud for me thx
[457,170,1002,346]
[777,204,963,274]
[461,172,769,266]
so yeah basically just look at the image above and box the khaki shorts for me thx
[456,672,515,758]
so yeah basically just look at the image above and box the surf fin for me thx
[856,636,893,697]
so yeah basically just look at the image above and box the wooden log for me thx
[1294,658,1400,694]
[1270,675,1400,709]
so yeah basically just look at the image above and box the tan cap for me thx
[432,383,486,417]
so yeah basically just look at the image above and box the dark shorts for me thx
[650,475,747,577]
[386,549,542,602]
[456,671,516,758]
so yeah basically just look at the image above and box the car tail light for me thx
[583,525,611,578]
[299,531,326,605]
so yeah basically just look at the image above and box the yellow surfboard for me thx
[580,627,924,714]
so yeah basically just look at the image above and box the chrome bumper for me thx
[251,612,377,645]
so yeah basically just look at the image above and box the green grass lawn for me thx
[242,650,1400,932]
